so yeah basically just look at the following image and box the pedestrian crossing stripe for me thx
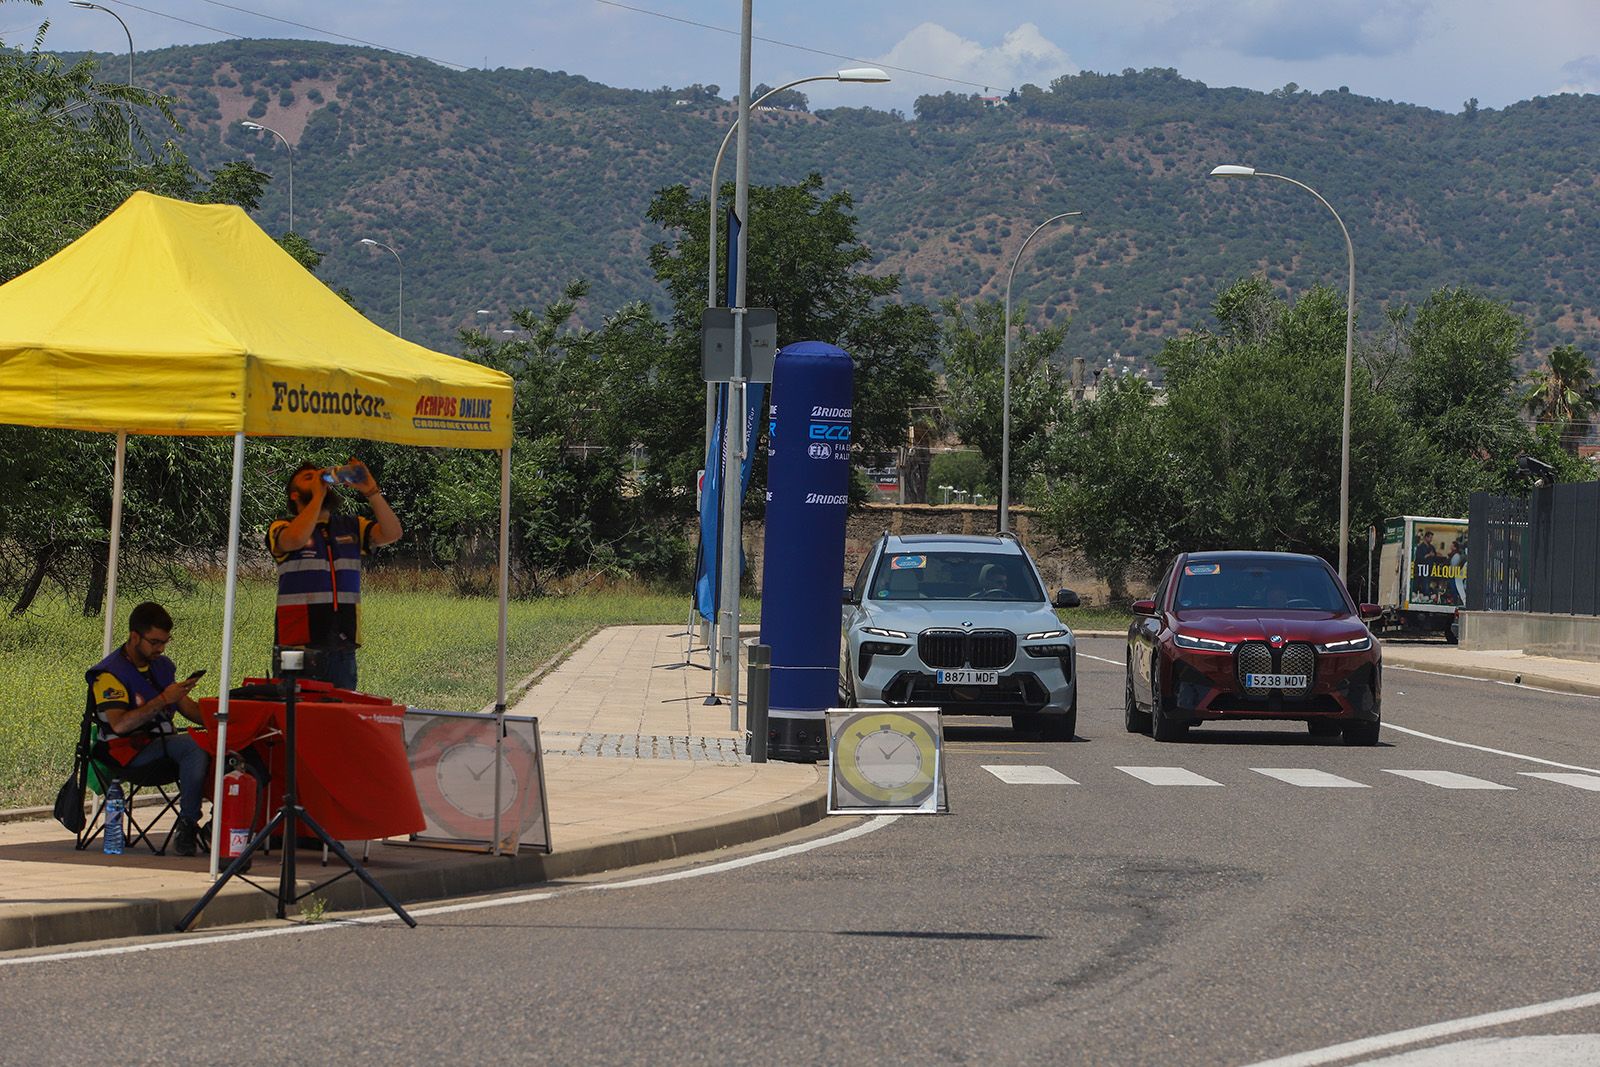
[1116,766,1223,786]
[980,765,1078,785]
[1519,772,1600,791]
[1252,768,1368,788]
[1382,769,1515,790]
[976,765,1600,792]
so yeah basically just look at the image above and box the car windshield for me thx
[1173,558,1348,612]
[868,550,1043,603]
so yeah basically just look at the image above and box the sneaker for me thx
[174,817,199,857]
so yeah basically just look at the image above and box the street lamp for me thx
[69,1,133,159]
[1209,163,1357,584]
[939,483,953,504]
[241,120,294,233]
[1000,210,1082,532]
[702,67,890,458]
[706,58,891,710]
[357,237,403,338]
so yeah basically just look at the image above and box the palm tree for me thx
[1523,344,1599,452]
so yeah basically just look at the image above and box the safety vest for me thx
[273,514,364,649]
[85,649,177,766]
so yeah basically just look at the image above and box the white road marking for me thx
[1353,1034,1600,1065]
[1379,722,1600,775]
[1383,769,1514,790]
[1116,766,1223,786]
[0,815,902,968]
[1239,993,1600,1066]
[1078,652,1123,666]
[1519,772,1600,791]
[981,765,1078,785]
[1252,768,1369,788]
[1385,663,1600,700]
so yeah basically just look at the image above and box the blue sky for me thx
[13,0,1600,115]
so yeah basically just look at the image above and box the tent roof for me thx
[0,192,512,449]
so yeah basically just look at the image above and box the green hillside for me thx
[74,40,1600,366]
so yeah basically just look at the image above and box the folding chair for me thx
[71,706,186,856]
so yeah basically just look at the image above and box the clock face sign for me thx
[829,710,941,811]
[407,715,541,844]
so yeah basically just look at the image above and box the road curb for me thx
[1383,654,1600,698]
[0,776,829,954]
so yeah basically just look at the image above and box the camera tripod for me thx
[176,652,415,931]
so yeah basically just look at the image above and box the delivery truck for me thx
[1371,515,1468,643]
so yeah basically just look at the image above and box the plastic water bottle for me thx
[321,462,365,486]
[103,781,125,855]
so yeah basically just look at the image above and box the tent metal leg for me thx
[493,446,510,856]
[100,432,127,657]
[206,431,246,879]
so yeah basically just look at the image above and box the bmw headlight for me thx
[1173,632,1237,653]
[1025,629,1069,640]
[861,626,910,639]
[1315,635,1373,653]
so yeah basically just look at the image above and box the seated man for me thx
[86,601,209,856]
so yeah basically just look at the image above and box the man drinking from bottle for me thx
[268,458,403,690]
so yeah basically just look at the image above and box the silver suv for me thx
[840,533,1080,740]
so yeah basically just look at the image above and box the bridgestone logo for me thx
[271,381,387,418]
[805,493,848,504]
[810,406,852,419]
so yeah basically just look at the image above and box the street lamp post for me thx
[241,121,294,233]
[702,66,890,460]
[705,58,890,704]
[69,1,133,159]
[358,237,404,337]
[1209,164,1357,585]
[1000,211,1082,532]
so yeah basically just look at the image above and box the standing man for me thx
[268,458,402,689]
[87,601,210,856]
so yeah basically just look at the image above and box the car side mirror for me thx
[1054,589,1080,609]
[1359,603,1383,620]
[1131,599,1157,615]
[842,587,855,605]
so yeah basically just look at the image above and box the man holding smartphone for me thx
[85,601,211,856]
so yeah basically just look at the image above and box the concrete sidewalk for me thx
[1381,640,1600,696]
[1,626,824,953]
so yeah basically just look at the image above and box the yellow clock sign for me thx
[827,709,944,814]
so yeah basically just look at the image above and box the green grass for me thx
[1057,606,1135,632]
[0,580,732,810]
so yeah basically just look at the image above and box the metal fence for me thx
[1467,492,1530,612]
[1470,482,1600,616]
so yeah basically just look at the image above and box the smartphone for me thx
[186,669,207,682]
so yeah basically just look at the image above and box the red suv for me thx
[1125,551,1382,744]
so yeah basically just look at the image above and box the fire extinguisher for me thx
[219,765,259,858]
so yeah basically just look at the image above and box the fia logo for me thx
[808,443,831,459]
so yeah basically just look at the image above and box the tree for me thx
[1036,375,1180,599]
[646,173,936,508]
[1522,344,1598,453]
[937,298,1071,504]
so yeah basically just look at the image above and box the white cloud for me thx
[1557,55,1600,94]
[875,21,1075,95]
[1153,0,1438,61]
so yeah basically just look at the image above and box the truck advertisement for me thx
[1374,515,1468,641]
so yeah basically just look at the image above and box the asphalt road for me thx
[7,636,1600,1066]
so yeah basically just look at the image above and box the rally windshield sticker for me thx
[1184,563,1221,575]
[890,555,926,570]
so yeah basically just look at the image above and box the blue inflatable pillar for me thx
[759,341,854,762]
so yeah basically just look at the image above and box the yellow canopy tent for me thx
[0,191,517,873]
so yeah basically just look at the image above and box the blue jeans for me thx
[310,647,358,690]
[125,732,210,822]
